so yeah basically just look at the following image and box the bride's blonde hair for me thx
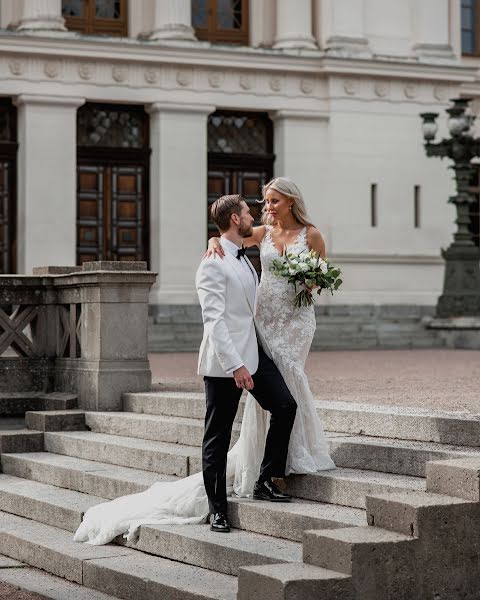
[260,177,312,226]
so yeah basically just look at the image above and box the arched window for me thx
[62,0,128,36]
[192,0,249,44]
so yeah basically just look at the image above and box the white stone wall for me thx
[0,0,478,307]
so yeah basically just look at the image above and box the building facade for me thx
[0,1,479,335]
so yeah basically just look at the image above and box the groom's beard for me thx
[239,223,254,238]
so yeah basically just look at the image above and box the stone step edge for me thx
[0,511,238,599]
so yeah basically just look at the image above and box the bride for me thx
[74,177,335,546]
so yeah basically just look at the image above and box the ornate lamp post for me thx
[420,98,480,319]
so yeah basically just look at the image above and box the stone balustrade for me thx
[0,261,156,411]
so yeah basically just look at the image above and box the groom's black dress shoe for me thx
[253,479,292,502]
[210,512,230,533]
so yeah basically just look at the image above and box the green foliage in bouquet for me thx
[270,249,343,307]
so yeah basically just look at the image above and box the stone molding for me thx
[0,35,476,108]
[13,94,85,109]
[146,102,216,115]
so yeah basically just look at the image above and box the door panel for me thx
[76,164,147,264]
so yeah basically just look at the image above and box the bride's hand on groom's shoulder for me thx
[204,237,225,260]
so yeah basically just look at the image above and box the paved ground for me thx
[0,583,41,600]
[150,349,480,413]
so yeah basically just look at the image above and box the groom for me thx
[196,194,297,533]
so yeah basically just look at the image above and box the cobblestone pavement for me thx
[149,349,480,413]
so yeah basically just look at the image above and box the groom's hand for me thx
[233,366,254,390]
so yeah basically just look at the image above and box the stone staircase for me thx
[1,392,480,598]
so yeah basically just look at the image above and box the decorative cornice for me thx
[0,33,477,108]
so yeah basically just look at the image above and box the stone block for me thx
[238,563,354,600]
[40,392,78,410]
[426,457,480,501]
[0,431,43,454]
[25,410,85,432]
[365,490,471,537]
[303,526,418,600]
[0,567,119,600]
[0,512,132,584]
[83,553,237,600]
[43,431,191,477]
[82,261,148,271]
[133,523,301,576]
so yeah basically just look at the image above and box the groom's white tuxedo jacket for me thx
[196,237,260,378]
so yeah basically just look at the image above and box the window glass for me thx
[462,0,476,53]
[62,0,84,17]
[192,0,208,28]
[217,0,242,30]
[95,0,122,19]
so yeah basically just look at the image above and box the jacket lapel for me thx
[222,240,256,314]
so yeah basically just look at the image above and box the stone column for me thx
[273,0,317,49]
[412,0,455,60]
[147,102,215,305]
[147,0,196,42]
[43,262,156,411]
[14,95,84,275]
[16,0,66,31]
[272,110,331,229]
[314,0,371,57]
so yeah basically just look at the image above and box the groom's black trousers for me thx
[202,347,297,515]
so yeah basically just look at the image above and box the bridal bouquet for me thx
[270,250,343,307]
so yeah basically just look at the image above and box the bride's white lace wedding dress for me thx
[74,225,335,546]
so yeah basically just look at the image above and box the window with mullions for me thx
[462,0,478,55]
[62,0,128,36]
[192,0,248,44]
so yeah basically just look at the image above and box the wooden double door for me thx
[76,156,149,265]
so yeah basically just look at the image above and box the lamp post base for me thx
[427,316,480,349]
[436,244,480,318]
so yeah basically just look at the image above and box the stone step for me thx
[237,562,355,600]
[227,496,366,542]
[285,468,425,509]
[0,429,43,453]
[0,473,104,532]
[0,392,78,416]
[1,452,167,499]
[0,564,120,600]
[26,409,86,432]
[0,511,237,599]
[0,474,302,577]
[132,522,302,576]
[123,391,243,421]
[43,431,200,477]
[317,401,480,447]
[1,453,366,542]
[85,411,241,447]
[123,392,480,447]
[328,434,480,477]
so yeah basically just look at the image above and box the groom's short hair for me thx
[210,194,245,232]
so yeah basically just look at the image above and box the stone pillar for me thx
[16,0,66,31]
[412,0,455,60]
[14,95,84,274]
[272,110,331,230]
[40,262,156,411]
[147,0,196,42]
[147,103,215,305]
[273,0,317,49]
[314,0,371,57]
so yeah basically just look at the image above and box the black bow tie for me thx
[236,246,246,260]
